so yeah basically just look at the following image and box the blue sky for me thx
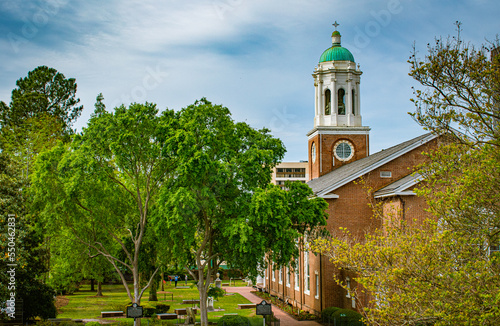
[0,0,498,161]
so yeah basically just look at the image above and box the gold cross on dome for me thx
[332,21,340,30]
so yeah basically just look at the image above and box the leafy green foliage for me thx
[31,99,177,305]
[321,306,341,323]
[83,322,101,326]
[217,314,249,326]
[314,219,500,325]
[207,286,225,301]
[409,25,500,325]
[0,154,57,320]
[155,98,327,325]
[240,181,328,272]
[155,304,170,313]
[408,23,500,147]
[0,113,64,179]
[0,66,81,321]
[0,65,82,134]
[330,309,364,325]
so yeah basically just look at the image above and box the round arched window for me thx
[311,142,317,163]
[333,140,354,161]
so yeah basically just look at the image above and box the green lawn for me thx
[57,282,264,325]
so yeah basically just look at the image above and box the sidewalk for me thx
[224,286,322,326]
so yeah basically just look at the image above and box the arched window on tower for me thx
[338,88,346,115]
[351,89,356,115]
[325,89,331,115]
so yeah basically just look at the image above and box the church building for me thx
[263,27,441,315]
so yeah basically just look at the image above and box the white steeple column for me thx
[314,81,319,116]
[346,77,352,125]
[318,79,324,117]
[355,81,360,116]
[330,78,336,126]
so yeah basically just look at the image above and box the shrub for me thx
[331,309,364,325]
[35,322,79,326]
[217,315,249,326]
[142,304,156,317]
[208,286,226,301]
[321,306,341,323]
[84,322,101,326]
[155,303,170,313]
[297,310,318,321]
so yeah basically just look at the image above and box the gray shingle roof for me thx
[373,172,422,198]
[307,132,437,196]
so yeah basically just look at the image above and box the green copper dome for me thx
[319,31,355,63]
[319,46,355,62]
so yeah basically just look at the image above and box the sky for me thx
[0,0,498,161]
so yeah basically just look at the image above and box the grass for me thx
[56,281,265,325]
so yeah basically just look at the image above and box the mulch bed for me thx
[55,296,70,315]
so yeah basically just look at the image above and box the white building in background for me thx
[271,162,309,188]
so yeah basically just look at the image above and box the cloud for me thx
[1,0,499,161]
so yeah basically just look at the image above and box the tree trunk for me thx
[90,279,95,292]
[198,272,209,326]
[149,278,158,301]
[96,281,103,297]
[134,263,141,326]
[161,272,164,291]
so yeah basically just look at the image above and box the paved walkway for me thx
[224,286,321,326]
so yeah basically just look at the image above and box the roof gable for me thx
[308,133,437,196]
[374,172,423,198]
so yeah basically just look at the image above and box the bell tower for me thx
[308,25,370,180]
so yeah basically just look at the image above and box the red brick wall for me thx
[309,133,369,179]
[380,188,434,229]
[270,136,441,315]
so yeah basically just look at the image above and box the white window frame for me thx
[294,260,300,291]
[278,267,283,284]
[315,271,319,299]
[272,264,276,282]
[346,277,351,298]
[304,251,310,295]
[286,267,291,288]
[380,171,392,178]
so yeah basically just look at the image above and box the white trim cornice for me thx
[307,126,371,139]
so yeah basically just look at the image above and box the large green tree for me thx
[409,23,499,146]
[0,154,57,322]
[155,99,328,326]
[0,66,81,321]
[313,219,500,326]
[32,99,176,322]
[0,65,83,134]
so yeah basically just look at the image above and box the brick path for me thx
[224,286,322,326]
